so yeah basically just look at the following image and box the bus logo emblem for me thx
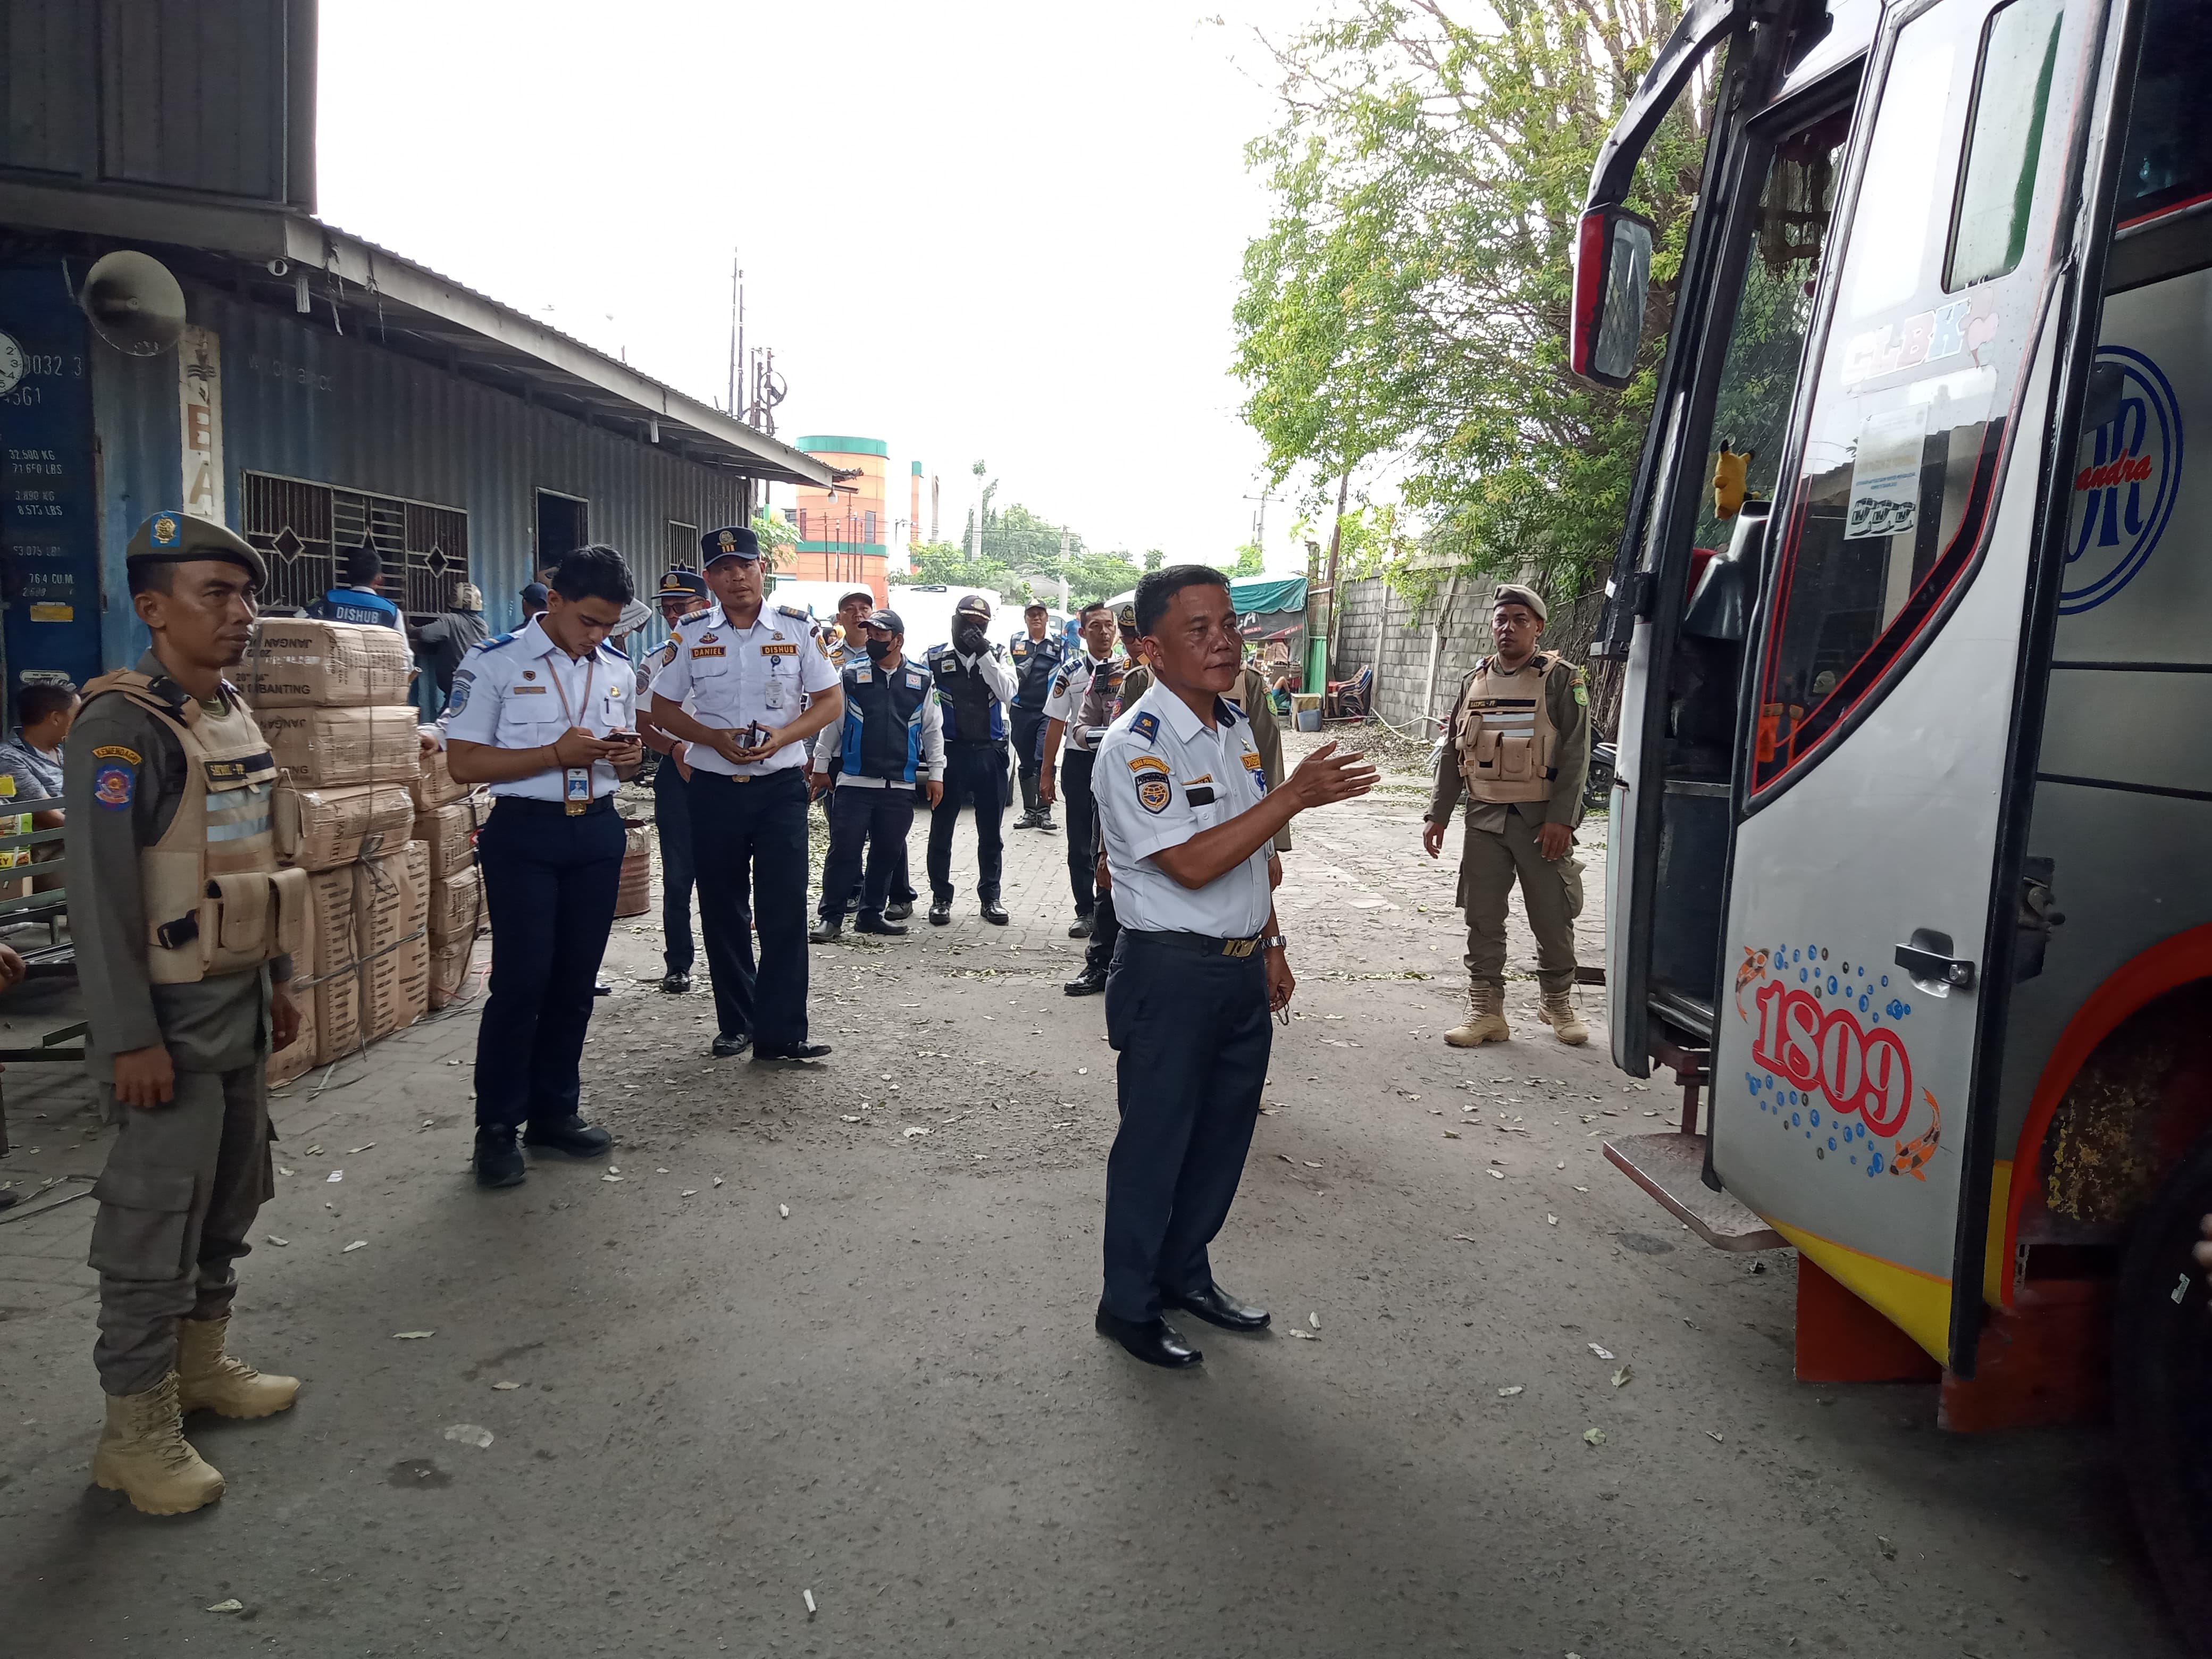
[2062,345,2181,615]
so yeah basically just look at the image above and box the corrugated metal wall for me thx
[93,280,750,669]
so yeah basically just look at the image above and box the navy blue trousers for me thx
[688,768,810,1050]
[820,785,917,923]
[1100,930,1272,1322]
[473,798,625,1129]
[652,759,696,974]
[1060,748,1097,916]
[1012,706,1048,781]
[925,741,1007,904]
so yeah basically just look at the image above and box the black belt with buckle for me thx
[1130,929,1263,958]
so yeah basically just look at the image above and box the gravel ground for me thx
[0,731,2182,1657]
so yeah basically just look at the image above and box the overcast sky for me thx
[317,1,1320,573]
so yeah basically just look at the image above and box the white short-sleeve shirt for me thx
[441,618,638,801]
[1095,682,1275,939]
[1044,651,1118,751]
[647,599,841,776]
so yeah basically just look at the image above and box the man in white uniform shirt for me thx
[649,525,844,1063]
[1091,566,1377,1369]
[1037,600,1121,936]
[444,544,646,1188]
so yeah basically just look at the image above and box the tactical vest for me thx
[1077,656,1132,745]
[79,671,308,984]
[1009,633,1065,707]
[839,661,930,783]
[1454,652,1561,805]
[927,646,1006,743]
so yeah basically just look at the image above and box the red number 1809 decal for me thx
[1749,982,1913,1135]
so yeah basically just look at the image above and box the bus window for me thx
[1947,0,2064,288]
[2116,0,2212,228]
[1752,0,2066,792]
[1691,108,1854,562]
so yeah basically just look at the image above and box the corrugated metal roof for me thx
[0,178,833,487]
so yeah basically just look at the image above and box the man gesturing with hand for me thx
[1090,565,1378,1371]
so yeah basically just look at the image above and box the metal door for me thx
[1711,0,2114,1365]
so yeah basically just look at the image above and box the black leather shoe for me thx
[1095,1308,1202,1369]
[754,1041,832,1063]
[1068,914,1094,939]
[659,970,691,994]
[855,912,908,936]
[1162,1283,1270,1332]
[523,1116,614,1158]
[809,918,842,944]
[711,1032,752,1058]
[885,900,915,922]
[1037,815,1058,832]
[981,899,1009,925]
[928,900,952,926]
[474,1129,525,1189]
[1064,962,1108,996]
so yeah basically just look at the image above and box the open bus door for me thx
[1581,0,2135,1372]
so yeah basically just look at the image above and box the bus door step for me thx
[1602,1132,1784,1253]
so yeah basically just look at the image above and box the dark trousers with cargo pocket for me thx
[926,741,1008,906]
[1100,930,1272,1323]
[88,1066,272,1395]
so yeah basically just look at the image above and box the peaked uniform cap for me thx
[127,512,267,589]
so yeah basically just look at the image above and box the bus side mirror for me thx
[1571,206,1655,389]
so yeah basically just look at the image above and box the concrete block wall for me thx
[1331,576,1605,733]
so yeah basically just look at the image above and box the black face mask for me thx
[953,621,987,655]
[865,638,894,663]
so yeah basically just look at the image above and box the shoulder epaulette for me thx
[776,603,810,622]
[596,640,630,661]
[477,632,518,652]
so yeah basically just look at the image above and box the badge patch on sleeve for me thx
[1129,711,1160,747]
[1129,753,1171,814]
[445,678,471,715]
[659,640,678,666]
[93,763,135,810]
[92,744,143,765]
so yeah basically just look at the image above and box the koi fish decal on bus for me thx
[1733,946,1769,1022]
[1890,1089,1942,1182]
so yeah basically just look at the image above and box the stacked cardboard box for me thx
[414,735,489,1012]
[240,618,411,708]
[249,617,433,1075]
[354,841,430,1042]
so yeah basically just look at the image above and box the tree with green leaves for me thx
[1234,0,1711,607]
[752,508,798,573]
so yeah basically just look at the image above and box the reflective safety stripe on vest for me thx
[1454,652,1561,806]
[78,671,308,984]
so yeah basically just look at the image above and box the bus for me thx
[1574,0,2212,1624]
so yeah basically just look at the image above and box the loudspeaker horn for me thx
[80,250,188,357]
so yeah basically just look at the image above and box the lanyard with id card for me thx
[545,652,597,815]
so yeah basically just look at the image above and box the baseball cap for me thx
[866,608,906,634]
[953,593,992,618]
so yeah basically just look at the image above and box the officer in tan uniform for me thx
[1422,584,1590,1046]
[68,512,306,1515]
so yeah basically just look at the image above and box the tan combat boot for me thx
[1538,987,1589,1046]
[1445,980,1511,1047]
[177,1314,300,1419]
[92,1373,225,1515]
